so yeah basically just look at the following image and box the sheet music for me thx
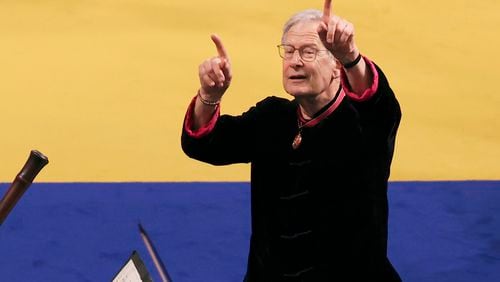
[112,251,152,282]
[113,259,143,282]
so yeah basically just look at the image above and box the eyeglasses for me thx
[277,44,329,62]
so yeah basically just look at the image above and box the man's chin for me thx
[286,91,313,98]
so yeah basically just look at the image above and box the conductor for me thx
[181,1,402,281]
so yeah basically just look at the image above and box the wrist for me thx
[342,52,362,69]
[197,90,221,106]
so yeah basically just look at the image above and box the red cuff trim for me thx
[340,56,379,102]
[183,95,220,138]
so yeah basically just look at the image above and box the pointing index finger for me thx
[211,34,229,59]
[322,0,332,22]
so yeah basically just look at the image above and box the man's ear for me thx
[333,57,342,68]
[332,58,342,79]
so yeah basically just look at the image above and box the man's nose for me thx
[291,50,303,64]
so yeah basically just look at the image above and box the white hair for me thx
[281,9,323,43]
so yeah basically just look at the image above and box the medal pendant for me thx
[292,132,302,150]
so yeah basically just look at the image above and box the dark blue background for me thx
[0,182,499,281]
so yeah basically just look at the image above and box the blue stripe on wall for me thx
[0,181,499,282]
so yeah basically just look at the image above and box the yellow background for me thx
[1,0,499,182]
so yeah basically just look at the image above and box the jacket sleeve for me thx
[181,98,273,166]
[342,59,402,180]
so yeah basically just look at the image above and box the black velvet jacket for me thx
[182,63,402,282]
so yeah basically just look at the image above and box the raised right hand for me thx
[198,34,232,101]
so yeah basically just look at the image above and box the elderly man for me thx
[181,0,402,281]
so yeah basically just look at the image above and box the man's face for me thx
[282,21,337,98]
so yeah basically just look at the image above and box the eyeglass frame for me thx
[276,44,330,62]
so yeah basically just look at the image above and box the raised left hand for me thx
[317,0,359,65]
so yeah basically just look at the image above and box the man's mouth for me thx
[289,75,307,80]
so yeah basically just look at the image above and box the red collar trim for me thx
[297,89,346,128]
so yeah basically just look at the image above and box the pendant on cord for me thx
[292,131,302,150]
